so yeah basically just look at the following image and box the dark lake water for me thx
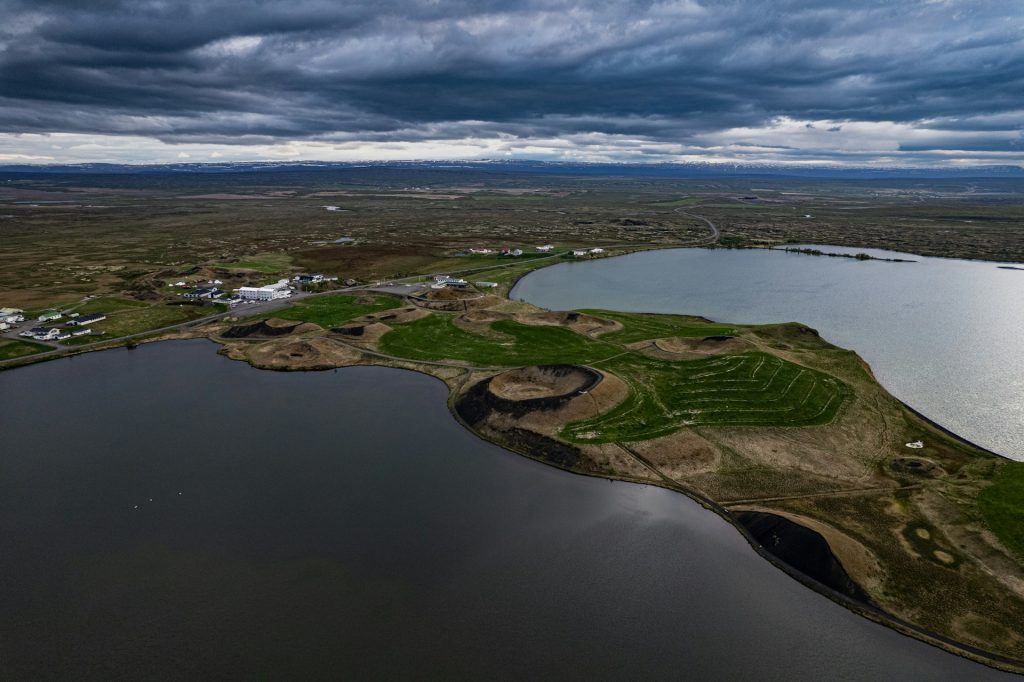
[0,340,1013,679]
[512,245,1024,460]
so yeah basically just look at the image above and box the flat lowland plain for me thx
[2,169,1024,311]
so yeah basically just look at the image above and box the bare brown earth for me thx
[489,365,596,401]
[226,337,363,370]
[332,321,392,344]
[652,335,752,356]
[516,310,622,336]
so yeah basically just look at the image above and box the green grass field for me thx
[562,352,848,443]
[0,339,49,360]
[72,297,151,315]
[220,252,292,273]
[86,303,217,338]
[380,314,619,366]
[274,294,403,327]
[581,309,736,343]
[979,463,1024,561]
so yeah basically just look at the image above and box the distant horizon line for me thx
[2,158,1022,178]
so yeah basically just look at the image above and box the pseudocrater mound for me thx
[489,365,599,402]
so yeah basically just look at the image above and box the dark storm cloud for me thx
[0,0,1022,161]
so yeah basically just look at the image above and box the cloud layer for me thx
[0,0,1022,164]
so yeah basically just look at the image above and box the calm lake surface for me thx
[512,245,1024,460]
[0,340,1012,679]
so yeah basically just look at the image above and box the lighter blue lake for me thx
[512,245,1024,460]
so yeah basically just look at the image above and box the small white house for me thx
[537,245,554,252]
[31,327,61,341]
[590,247,605,254]
[572,250,588,257]
[38,311,62,322]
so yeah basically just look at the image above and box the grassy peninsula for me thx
[206,273,1024,673]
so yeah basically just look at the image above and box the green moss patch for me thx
[979,463,1024,560]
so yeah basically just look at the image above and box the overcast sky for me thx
[0,0,1021,165]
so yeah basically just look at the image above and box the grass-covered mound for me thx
[580,309,735,343]
[562,352,848,443]
[379,314,619,366]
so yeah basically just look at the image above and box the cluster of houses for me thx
[19,312,107,341]
[572,247,606,257]
[175,273,337,306]
[465,245,554,257]
[184,287,225,300]
[0,304,111,343]
[292,273,338,286]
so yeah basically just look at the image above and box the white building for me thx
[0,307,24,324]
[31,327,61,341]
[433,277,469,289]
[68,313,106,326]
[590,247,605,254]
[37,311,62,322]
[238,279,293,301]
[572,250,588,257]
[537,245,554,252]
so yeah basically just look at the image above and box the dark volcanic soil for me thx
[735,511,870,604]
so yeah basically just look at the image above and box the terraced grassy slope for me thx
[275,294,402,327]
[581,309,736,343]
[562,352,848,443]
[379,314,619,366]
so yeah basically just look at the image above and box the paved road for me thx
[1,208,720,368]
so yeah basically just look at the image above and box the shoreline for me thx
[431,355,1024,675]
[3,241,1023,671]
[5,319,1024,674]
